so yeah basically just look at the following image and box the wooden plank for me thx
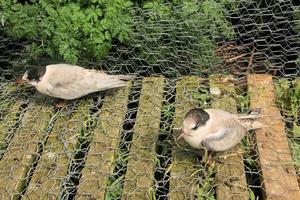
[248,74,300,199]
[122,77,165,199]
[209,74,248,200]
[0,83,24,153]
[76,83,131,199]
[23,100,92,199]
[0,95,53,200]
[169,76,200,199]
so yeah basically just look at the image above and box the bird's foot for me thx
[54,99,66,108]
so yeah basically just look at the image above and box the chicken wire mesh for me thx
[0,0,300,200]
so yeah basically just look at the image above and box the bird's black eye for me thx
[191,126,198,130]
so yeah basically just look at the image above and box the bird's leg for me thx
[201,149,214,165]
[54,99,66,108]
[207,150,214,164]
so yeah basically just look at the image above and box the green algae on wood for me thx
[0,95,54,200]
[169,76,200,200]
[209,74,249,200]
[122,77,164,200]
[0,83,25,154]
[76,83,131,200]
[23,99,93,199]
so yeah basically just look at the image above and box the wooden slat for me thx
[209,74,248,200]
[0,95,53,200]
[122,77,164,199]
[169,76,200,199]
[0,83,24,153]
[248,74,300,199]
[76,83,131,199]
[23,100,92,199]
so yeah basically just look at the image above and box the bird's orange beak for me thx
[15,78,28,84]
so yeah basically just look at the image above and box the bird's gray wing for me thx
[46,65,107,88]
[201,128,245,151]
[43,66,112,99]
[40,64,130,99]
[200,129,230,151]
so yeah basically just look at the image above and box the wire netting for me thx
[0,0,300,199]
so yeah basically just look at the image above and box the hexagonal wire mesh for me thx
[0,0,300,200]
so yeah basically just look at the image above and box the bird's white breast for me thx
[182,109,243,150]
[183,118,214,149]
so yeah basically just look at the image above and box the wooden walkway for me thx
[0,75,299,200]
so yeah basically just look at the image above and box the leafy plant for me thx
[162,104,174,119]
[275,78,300,173]
[131,0,238,75]
[275,78,300,135]
[192,87,211,107]
[0,0,133,63]
[105,175,124,200]
[195,162,216,200]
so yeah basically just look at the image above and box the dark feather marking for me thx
[54,82,63,87]
[26,66,46,82]
[185,108,210,128]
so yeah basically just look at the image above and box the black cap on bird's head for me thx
[16,66,46,84]
[178,108,210,140]
[25,66,47,82]
[184,108,210,129]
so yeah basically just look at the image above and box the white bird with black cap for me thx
[177,108,266,161]
[16,63,134,106]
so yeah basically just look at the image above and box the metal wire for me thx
[0,1,300,200]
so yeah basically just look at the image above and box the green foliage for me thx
[1,0,237,71]
[195,162,216,200]
[275,78,300,172]
[0,0,133,63]
[275,79,300,127]
[133,0,237,74]
[162,104,174,118]
[105,174,124,200]
[192,87,211,108]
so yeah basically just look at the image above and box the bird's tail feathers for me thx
[235,119,268,131]
[251,121,268,130]
[237,108,263,120]
[98,79,127,90]
[236,108,268,130]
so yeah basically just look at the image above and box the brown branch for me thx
[215,44,237,53]
[224,53,247,63]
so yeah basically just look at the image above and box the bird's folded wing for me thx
[210,117,243,131]
[46,67,86,87]
[200,129,230,151]
[46,67,108,91]
[201,117,246,151]
[201,128,244,152]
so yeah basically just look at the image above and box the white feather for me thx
[182,108,266,151]
[31,64,133,99]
